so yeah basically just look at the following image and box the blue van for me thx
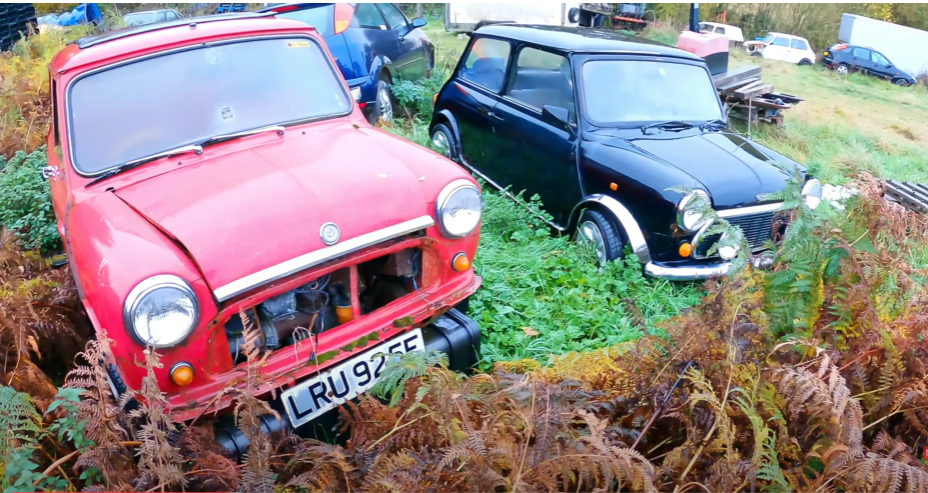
[260,3,433,123]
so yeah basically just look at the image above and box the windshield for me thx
[275,6,333,37]
[581,60,722,125]
[124,12,156,26]
[68,37,351,174]
[761,33,774,44]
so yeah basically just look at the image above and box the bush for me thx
[0,147,59,252]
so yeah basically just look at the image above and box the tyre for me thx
[894,78,909,87]
[370,76,394,125]
[576,209,625,265]
[430,123,460,161]
[798,58,812,66]
[835,63,849,76]
[567,7,580,24]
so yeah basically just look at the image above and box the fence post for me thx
[417,3,422,17]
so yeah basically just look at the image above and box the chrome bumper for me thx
[644,257,774,281]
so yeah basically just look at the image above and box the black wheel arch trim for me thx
[432,109,463,152]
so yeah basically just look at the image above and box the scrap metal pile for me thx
[712,65,803,126]
[883,179,928,214]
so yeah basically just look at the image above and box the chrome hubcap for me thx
[578,221,607,265]
[431,131,449,155]
[378,88,393,122]
[836,65,848,75]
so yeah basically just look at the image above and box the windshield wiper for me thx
[640,120,695,134]
[85,144,203,188]
[198,125,285,148]
[700,119,728,131]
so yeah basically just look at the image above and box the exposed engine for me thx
[225,248,422,363]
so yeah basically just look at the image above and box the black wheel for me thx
[576,209,625,265]
[567,7,580,23]
[798,58,812,66]
[430,123,460,161]
[894,78,909,87]
[835,63,849,76]
[370,75,394,125]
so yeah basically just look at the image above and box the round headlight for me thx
[124,275,199,348]
[436,179,483,238]
[801,178,822,210]
[676,190,712,232]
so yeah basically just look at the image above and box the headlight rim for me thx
[435,179,483,239]
[800,178,823,210]
[676,189,712,233]
[123,274,199,349]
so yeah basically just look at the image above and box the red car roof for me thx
[50,15,318,74]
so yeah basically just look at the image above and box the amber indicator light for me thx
[678,242,693,258]
[170,362,194,386]
[452,253,471,271]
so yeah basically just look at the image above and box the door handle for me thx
[488,111,504,121]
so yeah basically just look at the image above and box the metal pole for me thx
[690,3,700,32]
[416,3,422,17]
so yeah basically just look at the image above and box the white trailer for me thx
[839,13,928,78]
[443,3,612,33]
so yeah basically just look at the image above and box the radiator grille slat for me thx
[694,209,787,258]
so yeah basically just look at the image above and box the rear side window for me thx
[770,37,788,47]
[507,48,573,114]
[716,26,726,34]
[377,3,408,31]
[853,47,870,59]
[156,11,166,22]
[459,37,511,92]
[354,3,386,30]
[165,10,179,21]
[790,39,807,50]
[277,6,334,37]
[872,51,890,65]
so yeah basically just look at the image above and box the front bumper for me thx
[644,256,774,281]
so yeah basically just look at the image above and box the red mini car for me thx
[45,13,483,454]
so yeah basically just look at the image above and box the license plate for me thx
[281,329,424,428]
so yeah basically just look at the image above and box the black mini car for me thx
[430,24,823,281]
[822,43,916,86]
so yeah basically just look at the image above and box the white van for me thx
[444,3,611,32]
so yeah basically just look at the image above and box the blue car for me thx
[260,3,434,123]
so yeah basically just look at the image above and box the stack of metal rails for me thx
[711,65,804,127]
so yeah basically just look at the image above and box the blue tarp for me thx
[37,4,102,27]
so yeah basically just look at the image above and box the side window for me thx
[354,3,386,30]
[165,10,179,21]
[377,3,408,31]
[155,11,166,22]
[459,37,511,92]
[506,47,573,114]
[716,26,726,35]
[790,39,807,50]
[872,51,890,65]
[770,37,789,47]
[853,47,870,59]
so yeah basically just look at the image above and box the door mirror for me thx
[541,105,570,130]
[411,17,427,29]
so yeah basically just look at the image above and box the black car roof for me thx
[474,24,700,59]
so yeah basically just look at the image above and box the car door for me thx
[453,36,512,173]
[350,3,401,76]
[789,38,809,63]
[850,47,872,73]
[377,3,425,81]
[763,36,790,61]
[870,50,893,78]
[488,46,579,225]
[45,79,67,236]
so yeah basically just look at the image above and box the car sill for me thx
[213,215,435,302]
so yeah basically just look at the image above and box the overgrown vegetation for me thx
[0,148,60,252]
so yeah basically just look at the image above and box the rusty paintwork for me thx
[46,16,481,421]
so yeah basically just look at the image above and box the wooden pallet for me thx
[712,65,802,126]
[883,180,928,214]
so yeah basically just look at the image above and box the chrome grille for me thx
[695,209,787,258]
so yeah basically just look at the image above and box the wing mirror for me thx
[411,17,427,29]
[541,105,571,132]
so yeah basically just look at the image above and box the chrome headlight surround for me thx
[436,179,483,239]
[123,275,199,348]
[800,178,822,210]
[676,189,712,233]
